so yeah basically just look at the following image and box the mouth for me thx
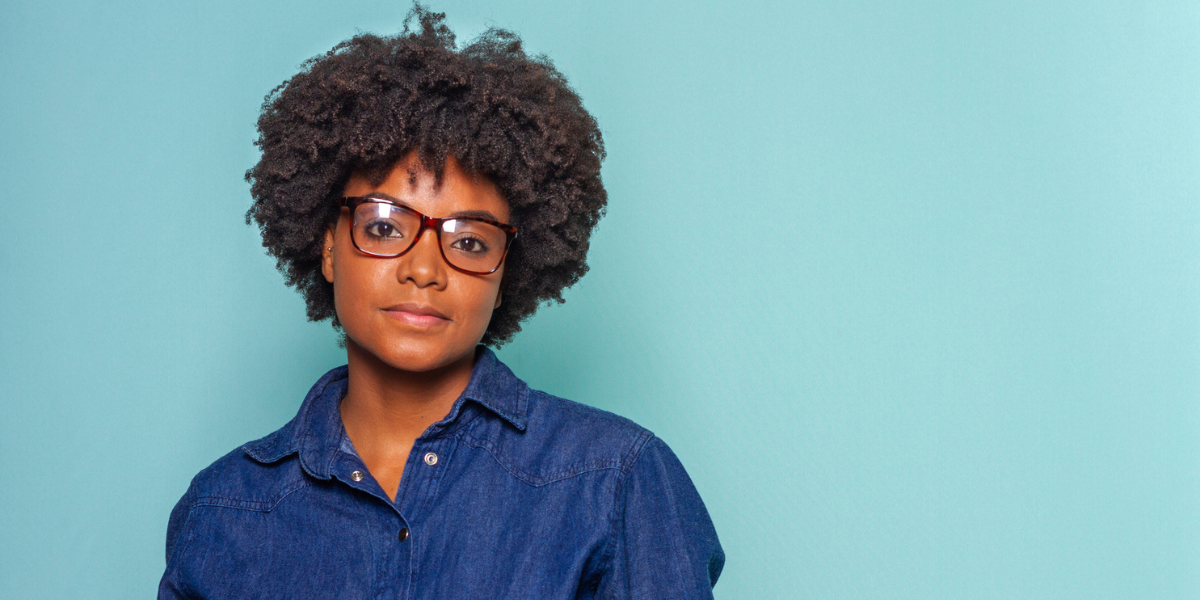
[382,302,451,327]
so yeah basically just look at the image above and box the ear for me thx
[321,227,336,283]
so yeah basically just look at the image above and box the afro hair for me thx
[244,5,606,346]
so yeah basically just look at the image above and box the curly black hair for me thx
[244,5,606,347]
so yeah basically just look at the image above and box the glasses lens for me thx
[440,219,510,273]
[352,202,420,255]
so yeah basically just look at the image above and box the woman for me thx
[159,7,724,599]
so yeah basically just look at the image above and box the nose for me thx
[395,225,447,289]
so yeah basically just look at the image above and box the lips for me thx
[382,302,450,327]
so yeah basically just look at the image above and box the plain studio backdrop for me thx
[1,1,1197,598]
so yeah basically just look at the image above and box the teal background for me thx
[2,0,1197,598]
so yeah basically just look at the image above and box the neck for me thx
[340,339,477,445]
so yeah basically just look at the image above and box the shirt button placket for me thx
[390,518,413,600]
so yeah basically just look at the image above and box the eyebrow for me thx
[360,192,504,222]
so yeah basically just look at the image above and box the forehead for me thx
[342,153,509,221]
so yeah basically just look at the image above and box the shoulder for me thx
[178,424,310,514]
[527,389,653,453]
[163,423,309,564]
[459,387,658,486]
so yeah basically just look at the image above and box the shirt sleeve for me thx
[158,480,197,599]
[596,436,725,599]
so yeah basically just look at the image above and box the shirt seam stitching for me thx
[593,430,657,596]
[188,477,313,512]
[455,429,626,487]
[164,484,199,598]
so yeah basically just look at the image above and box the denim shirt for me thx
[158,348,724,599]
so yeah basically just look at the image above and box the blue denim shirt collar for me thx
[241,346,528,479]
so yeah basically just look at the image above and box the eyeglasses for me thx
[339,196,517,275]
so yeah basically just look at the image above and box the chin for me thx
[358,333,477,374]
[389,349,455,373]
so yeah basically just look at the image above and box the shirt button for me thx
[350,470,364,482]
[424,452,438,466]
[398,527,410,542]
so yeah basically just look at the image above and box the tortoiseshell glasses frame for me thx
[340,195,518,275]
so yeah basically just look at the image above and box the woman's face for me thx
[322,152,509,372]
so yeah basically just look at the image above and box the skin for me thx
[321,151,508,502]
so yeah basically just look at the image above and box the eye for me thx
[363,220,404,240]
[449,236,489,254]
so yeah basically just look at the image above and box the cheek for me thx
[332,260,385,321]
[456,276,503,328]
